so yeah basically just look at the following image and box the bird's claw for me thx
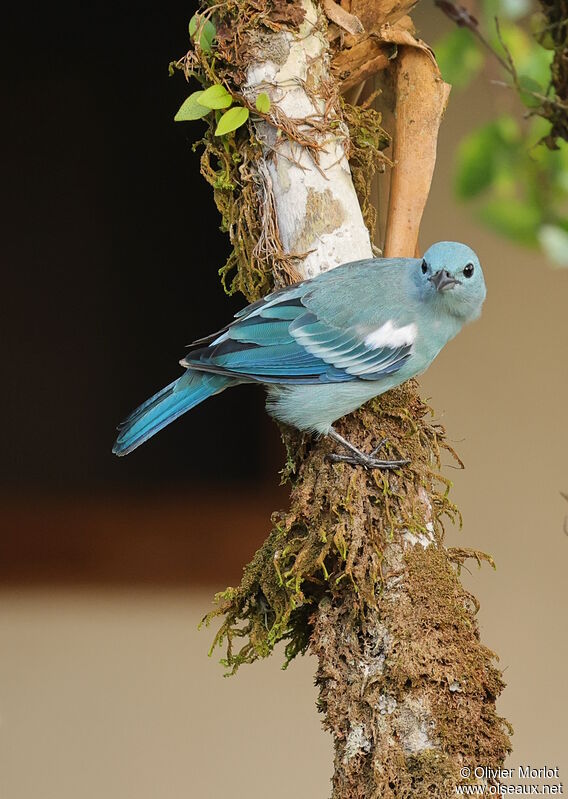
[327,451,409,470]
[326,428,409,471]
[327,436,409,471]
[370,437,388,457]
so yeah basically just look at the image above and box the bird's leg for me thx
[326,428,409,471]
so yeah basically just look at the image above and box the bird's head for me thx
[418,241,486,322]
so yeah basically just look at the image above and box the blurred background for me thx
[1,1,567,797]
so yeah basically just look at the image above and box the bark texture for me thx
[242,0,374,278]
[307,406,512,798]
[384,47,451,258]
[183,0,512,795]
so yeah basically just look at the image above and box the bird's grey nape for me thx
[326,428,410,471]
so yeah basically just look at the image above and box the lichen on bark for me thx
[313,540,512,797]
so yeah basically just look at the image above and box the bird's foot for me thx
[326,428,409,471]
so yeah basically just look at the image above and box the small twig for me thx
[434,0,512,73]
[476,16,514,75]
[434,0,568,114]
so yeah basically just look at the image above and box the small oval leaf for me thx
[215,106,250,136]
[434,28,483,90]
[199,84,233,110]
[174,91,210,122]
[519,75,543,108]
[255,92,271,113]
[478,198,541,246]
[189,14,216,53]
[455,126,498,199]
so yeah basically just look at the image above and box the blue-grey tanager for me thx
[113,241,486,469]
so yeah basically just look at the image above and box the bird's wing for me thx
[181,287,413,385]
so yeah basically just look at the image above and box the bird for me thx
[112,241,486,469]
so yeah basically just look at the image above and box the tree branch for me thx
[243,0,373,279]
[190,0,512,794]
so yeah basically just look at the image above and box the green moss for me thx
[405,750,459,796]
[342,97,391,238]
[203,381,469,674]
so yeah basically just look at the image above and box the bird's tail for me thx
[112,370,231,456]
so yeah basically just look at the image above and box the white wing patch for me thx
[364,320,417,350]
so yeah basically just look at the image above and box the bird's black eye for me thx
[463,263,474,278]
[421,260,428,274]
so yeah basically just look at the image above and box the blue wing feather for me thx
[229,320,293,345]
[181,284,412,385]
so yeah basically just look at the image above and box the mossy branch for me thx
[204,382,466,673]
[174,0,512,795]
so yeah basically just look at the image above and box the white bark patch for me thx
[343,723,372,763]
[402,530,433,549]
[394,697,436,755]
[243,0,372,280]
[402,490,436,548]
[378,693,397,715]
[364,321,417,349]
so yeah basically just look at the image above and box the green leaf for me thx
[434,28,484,90]
[215,106,250,136]
[478,198,541,246]
[255,92,271,113]
[199,84,233,110]
[538,224,568,267]
[188,14,198,36]
[455,126,499,199]
[189,14,216,53]
[494,115,521,145]
[492,21,531,65]
[174,91,210,122]
[517,46,554,89]
[518,75,544,108]
[455,118,520,199]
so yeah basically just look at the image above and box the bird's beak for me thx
[429,269,461,292]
